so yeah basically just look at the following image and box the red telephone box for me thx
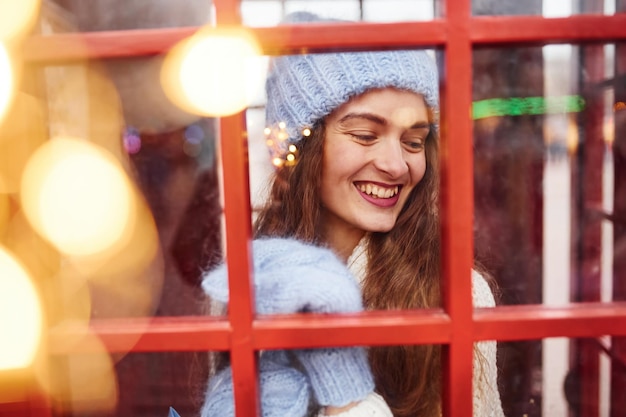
[0,0,625,416]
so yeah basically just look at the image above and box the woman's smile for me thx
[354,182,401,207]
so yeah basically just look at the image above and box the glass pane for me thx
[497,336,626,417]
[36,350,211,416]
[472,42,625,306]
[1,64,221,381]
[247,47,446,313]
[241,0,437,26]
[472,0,621,16]
[250,346,448,417]
[45,0,211,31]
[208,342,513,417]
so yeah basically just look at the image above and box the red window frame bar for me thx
[13,0,626,416]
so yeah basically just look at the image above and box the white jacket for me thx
[318,240,506,417]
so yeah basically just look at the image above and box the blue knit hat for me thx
[264,11,439,166]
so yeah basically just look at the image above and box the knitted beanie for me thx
[264,11,439,165]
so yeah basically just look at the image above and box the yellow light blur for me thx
[0,192,8,235]
[38,324,118,414]
[0,246,42,370]
[566,116,579,155]
[161,26,263,117]
[2,210,62,293]
[46,264,93,326]
[0,92,48,194]
[20,137,134,256]
[603,115,614,147]
[0,0,40,41]
[69,197,164,323]
[0,43,14,123]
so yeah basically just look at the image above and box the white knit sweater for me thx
[316,239,506,417]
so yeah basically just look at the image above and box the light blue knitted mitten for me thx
[200,350,310,417]
[202,238,364,314]
[294,347,374,407]
[202,238,375,408]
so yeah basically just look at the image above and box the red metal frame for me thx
[9,2,626,417]
[22,15,626,62]
[43,304,626,354]
[439,1,474,415]
[573,37,604,417]
[611,0,626,408]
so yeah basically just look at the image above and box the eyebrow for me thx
[337,112,387,126]
[337,112,431,130]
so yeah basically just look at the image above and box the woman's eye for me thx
[403,140,425,151]
[349,133,377,141]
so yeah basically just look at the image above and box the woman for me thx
[201,11,504,417]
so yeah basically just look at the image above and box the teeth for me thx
[358,183,399,199]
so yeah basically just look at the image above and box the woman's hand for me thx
[293,346,374,407]
[202,238,376,411]
[201,351,310,417]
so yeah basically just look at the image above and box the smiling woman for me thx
[200,10,504,417]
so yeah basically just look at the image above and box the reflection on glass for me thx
[42,328,118,415]
[161,26,264,117]
[51,0,210,31]
[0,247,42,371]
[473,0,619,16]
[20,137,134,256]
[474,41,625,417]
[0,43,14,124]
[241,0,436,25]
[497,337,626,417]
[0,0,41,41]
[237,0,622,21]
[473,43,622,307]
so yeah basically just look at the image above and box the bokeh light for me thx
[0,92,47,194]
[122,127,142,154]
[20,137,134,256]
[0,192,9,235]
[39,323,118,414]
[566,116,579,154]
[2,210,62,302]
[161,26,263,117]
[0,43,14,123]
[0,0,41,41]
[0,246,42,370]
[69,196,164,323]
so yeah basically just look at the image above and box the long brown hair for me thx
[254,109,443,417]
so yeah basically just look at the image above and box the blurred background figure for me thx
[0,1,223,416]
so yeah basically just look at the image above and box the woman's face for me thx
[320,88,429,248]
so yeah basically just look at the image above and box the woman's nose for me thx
[372,139,409,178]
